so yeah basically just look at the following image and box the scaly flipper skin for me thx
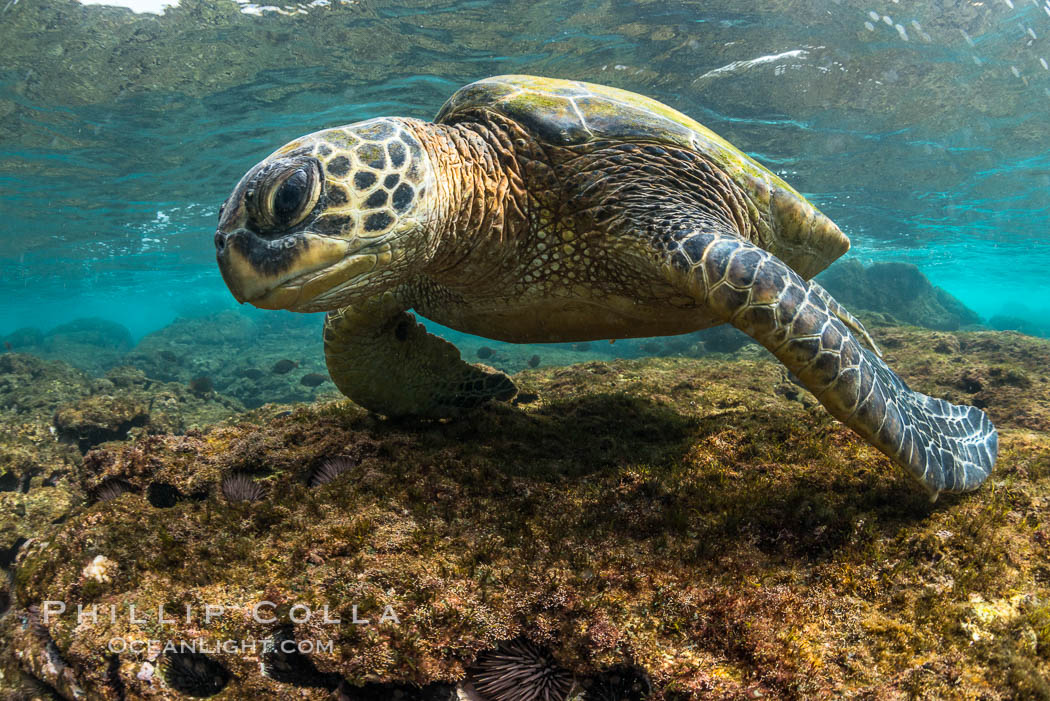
[662,229,997,496]
[323,292,517,418]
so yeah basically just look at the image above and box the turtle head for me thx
[215,118,436,312]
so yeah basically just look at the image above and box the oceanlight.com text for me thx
[107,638,335,655]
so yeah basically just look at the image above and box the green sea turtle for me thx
[215,75,996,496]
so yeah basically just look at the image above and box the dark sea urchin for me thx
[308,455,358,487]
[468,639,574,701]
[220,473,264,503]
[162,651,230,698]
[91,478,136,503]
[262,626,341,689]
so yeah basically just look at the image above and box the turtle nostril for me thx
[214,231,227,253]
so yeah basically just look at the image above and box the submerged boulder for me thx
[2,327,44,350]
[50,366,245,453]
[989,314,1050,338]
[24,318,136,376]
[53,395,151,453]
[818,260,981,331]
[43,318,134,352]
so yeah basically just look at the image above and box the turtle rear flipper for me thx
[324,292,517,418]
[665,229,997,496]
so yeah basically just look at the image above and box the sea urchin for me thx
[92,478,136,503]
[308,456,357,487]
[468,638,574,701]
[162,651,230,697]
[220,473,264,503]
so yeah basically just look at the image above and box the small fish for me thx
[241,368,264,380]
[158,350,177,363]
[300,372,328,387]
[527,354,541,368]
[476,346,494,359]
[189,376,214,395]
[2,341,11,352]
[272,359,299,374]
[571,342,591,352]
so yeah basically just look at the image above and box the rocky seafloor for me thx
[0,263,1048,700]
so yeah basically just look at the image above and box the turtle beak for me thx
[215,228,354,309]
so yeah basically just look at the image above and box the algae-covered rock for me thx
[0,358,90,566]
[818,259,982,331]
[0,353,93,419]
[0,484,79,558]
[53,394,151,452]
[2,326,1049,698]
[0,421,80,497]
[52,366,246,453]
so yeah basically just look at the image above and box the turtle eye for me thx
[273,168,307,220]
[258,159,321,230]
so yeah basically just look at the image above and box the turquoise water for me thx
[1,0,1048,343]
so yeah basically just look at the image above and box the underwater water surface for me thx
[0,0,1048,348]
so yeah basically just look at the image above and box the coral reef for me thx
[0,325,1047,699]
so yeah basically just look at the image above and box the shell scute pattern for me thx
[364,190,388,209]
[436,75,849,279]
[327,155,352,177]
[357,142,387,170]
[321,129,359,151]
[356,119,397,140]
[310,118,429,240]
[353,171,376,190]
[388,140,406,167]
[326,184,348,206]
[392,182,414,213]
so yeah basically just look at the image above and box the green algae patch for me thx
[2,327,1050,698]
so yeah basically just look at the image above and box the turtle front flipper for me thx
[664,231,997,497]
[323,291,517,418]
[808,281,883,358]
